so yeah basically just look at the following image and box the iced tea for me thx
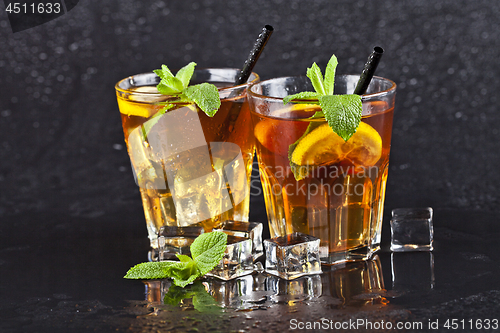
[115,69,259,250]
[249,75,396,264]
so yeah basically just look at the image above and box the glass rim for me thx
[248,74,396,102]
[114,68,260,95]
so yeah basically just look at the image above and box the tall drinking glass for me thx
[248,75,396,264]
[115,69,259,255]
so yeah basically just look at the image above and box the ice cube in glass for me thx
[213,220,263,261]
[206,235,254,280]
[390,207,434,252]
[264,232,322,280]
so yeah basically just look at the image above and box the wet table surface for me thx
[1,208,499,332]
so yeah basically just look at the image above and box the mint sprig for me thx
[284,54,363,181]
[154,62,221,117]
[124,231,228,288]
[124,261,177,280]
[283,54,362,141]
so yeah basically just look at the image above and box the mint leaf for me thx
[124,261,176,279]
[175,62,196,88]
[124,231,227,287]
[166,260,199,288]
[154,65,184,94]
[319,94,362,141]
[190,231,227,276]
[324,54,338,95]
[156,81,181,95]
[283,91,320,105]
[176,254,194,263]
[154,64,174,79]
[306,62,326,95]
[154,63,222,118]
[183,83,221,117]
[161,75,184,93]
[190,231,227,259]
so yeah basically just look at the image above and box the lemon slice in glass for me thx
[118,87,165,118]
[290,122,382,167]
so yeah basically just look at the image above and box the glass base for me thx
[391,244,433,252]
[320,245,380,265]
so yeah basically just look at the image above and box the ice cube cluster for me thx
[156,221,264,281]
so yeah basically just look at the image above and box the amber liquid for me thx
[252,104,394,263]
[117,87,254,248]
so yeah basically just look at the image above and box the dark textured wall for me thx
[1,0,499,224]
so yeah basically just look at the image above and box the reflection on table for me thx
[142,255,391,312]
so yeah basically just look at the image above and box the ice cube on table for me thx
[390,207,434,252]
[264,232,322,280]
[213,220,263,261]
[206,235,254,280]
[205,274,259,309]
[266,274,322,303]
[152,226,204,261]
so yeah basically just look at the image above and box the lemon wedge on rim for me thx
[290,122,382,167]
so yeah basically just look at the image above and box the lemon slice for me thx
[130,86,163,100]
[341,122,383,166]
[117,87,165,118]
[291,122,382,167]
[271,103,321,119]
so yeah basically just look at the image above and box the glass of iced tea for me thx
[248,75,396,264]
[115,68,259,255]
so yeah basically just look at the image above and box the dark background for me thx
[1,1,500,332]
[1,0,499,218]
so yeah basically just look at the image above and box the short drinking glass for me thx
[115,69,259,255]
[248,75,396,264]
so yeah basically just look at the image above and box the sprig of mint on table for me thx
[124,231,227,288]
[154,62,221,116]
